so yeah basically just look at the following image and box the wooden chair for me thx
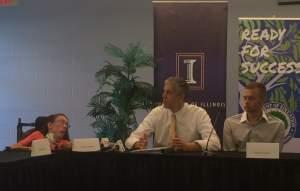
[16,116,48,142]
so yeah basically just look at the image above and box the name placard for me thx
[31,139,51,157]
[100,138,110,148]
[72,138,100,152]
[246,142,279,159]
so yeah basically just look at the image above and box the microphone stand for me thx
[202,111,220,156]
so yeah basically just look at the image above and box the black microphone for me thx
[113,140,126,152]
[203,111,221,156]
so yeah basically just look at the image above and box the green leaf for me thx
[276,76,288,83]
[95,63,127,89]
[104,44,125,59]
[88,43,155,142]
[289,78,297,91]
[292,44,299,60]
[277,87,288,106]
[288,93,297,111]
[295,31,300,40]
[275,20,284,30]
[269,91,275,102]
[275,40,291,52]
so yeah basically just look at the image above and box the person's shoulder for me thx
[149,105,167,115]
[266,113,285,126]
[29,130,44,138]
[225,114,243,123]
[18,130,44,144]
[151,105,164,111]
[184,103,207,113]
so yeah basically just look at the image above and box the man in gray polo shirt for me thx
[223,82,285,152]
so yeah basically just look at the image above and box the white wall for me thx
[0,0,299,149]
[0,0,154,148]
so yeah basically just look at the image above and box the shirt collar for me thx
[262,111,269,121]
[240,112,247,123]
[240,111,269,123]
[167,103,186,116]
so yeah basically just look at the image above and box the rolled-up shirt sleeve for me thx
[125,109,157,149]
[194,110,221,151]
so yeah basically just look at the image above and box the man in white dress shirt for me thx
[125,76,221,152]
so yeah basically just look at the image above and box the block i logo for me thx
[176,53,205,90]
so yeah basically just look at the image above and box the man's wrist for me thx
[132,142,138,150]
[184,142,202,152]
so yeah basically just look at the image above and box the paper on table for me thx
[72,138,101,152]
[31,138,51,157]
[130,146,170,153]
[246,142,279,159]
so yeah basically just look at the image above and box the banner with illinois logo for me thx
[153,1,228,138]
[239,18,300,152]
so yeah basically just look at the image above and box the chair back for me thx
[16,116,48,142]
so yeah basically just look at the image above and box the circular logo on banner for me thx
[264,102,297,143]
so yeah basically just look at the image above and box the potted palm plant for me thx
[88,43,155,142]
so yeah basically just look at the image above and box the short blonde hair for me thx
[245,82,266,100]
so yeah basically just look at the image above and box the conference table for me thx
[1,150,300,191]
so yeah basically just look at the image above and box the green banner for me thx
[239,18,300,147]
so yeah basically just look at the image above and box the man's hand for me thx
[172,138,202,152]
[133,134,148,150]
